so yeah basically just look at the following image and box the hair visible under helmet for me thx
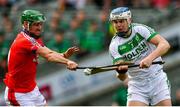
[21,10,46,31]
[109,7,132,38]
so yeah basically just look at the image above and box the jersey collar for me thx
[22,29,41,39]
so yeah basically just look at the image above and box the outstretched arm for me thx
[140,34,170,68]
[63,46,80,58]
[36,46,78,70]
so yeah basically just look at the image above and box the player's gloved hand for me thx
[116,65,128,74]
[139,57,153,68]
[63,46,80,58]
[67,60,78,70]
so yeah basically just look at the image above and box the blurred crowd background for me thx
[0,0,180,106]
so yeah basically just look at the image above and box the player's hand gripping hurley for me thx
[77,61,165,75]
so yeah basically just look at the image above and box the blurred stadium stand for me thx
[0,0,180,106]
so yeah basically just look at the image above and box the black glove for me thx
[116,69,127,74]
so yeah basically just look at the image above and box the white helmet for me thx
[109,7,131,21]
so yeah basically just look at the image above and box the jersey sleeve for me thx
[137,25,158,42]
[109,41,123,64]
[31,38,44,52]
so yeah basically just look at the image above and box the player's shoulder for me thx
[111,33,119,43]
[110,35,121,49]
[109,38,117,51]
[132,23,155,32]
[16,32,27,41]
[15,32,33,45]
[131,23,149,29]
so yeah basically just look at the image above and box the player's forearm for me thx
[148,41,170,60]
[116,73,128,81]
[46,52,71,64]
[37,46,71,65]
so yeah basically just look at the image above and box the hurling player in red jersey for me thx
[3,10,79,106]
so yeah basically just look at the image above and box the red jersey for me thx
[4,31,44,93]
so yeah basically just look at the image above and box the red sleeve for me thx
[31,38,44,52]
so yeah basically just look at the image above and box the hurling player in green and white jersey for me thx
[109,7,171,106]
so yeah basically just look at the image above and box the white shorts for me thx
[4,86,46,106]
[127,70,171,105]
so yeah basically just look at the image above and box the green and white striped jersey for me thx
[109,23,163,79]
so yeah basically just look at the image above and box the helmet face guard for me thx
[21,10,46,26]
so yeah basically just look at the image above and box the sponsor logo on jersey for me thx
[118,33,149,60]
[118,33,144,55]
[124,41,148,60]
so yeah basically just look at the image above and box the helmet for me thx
[109,7,131,21]
[110,7,132,38]
[21,10,46,25]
